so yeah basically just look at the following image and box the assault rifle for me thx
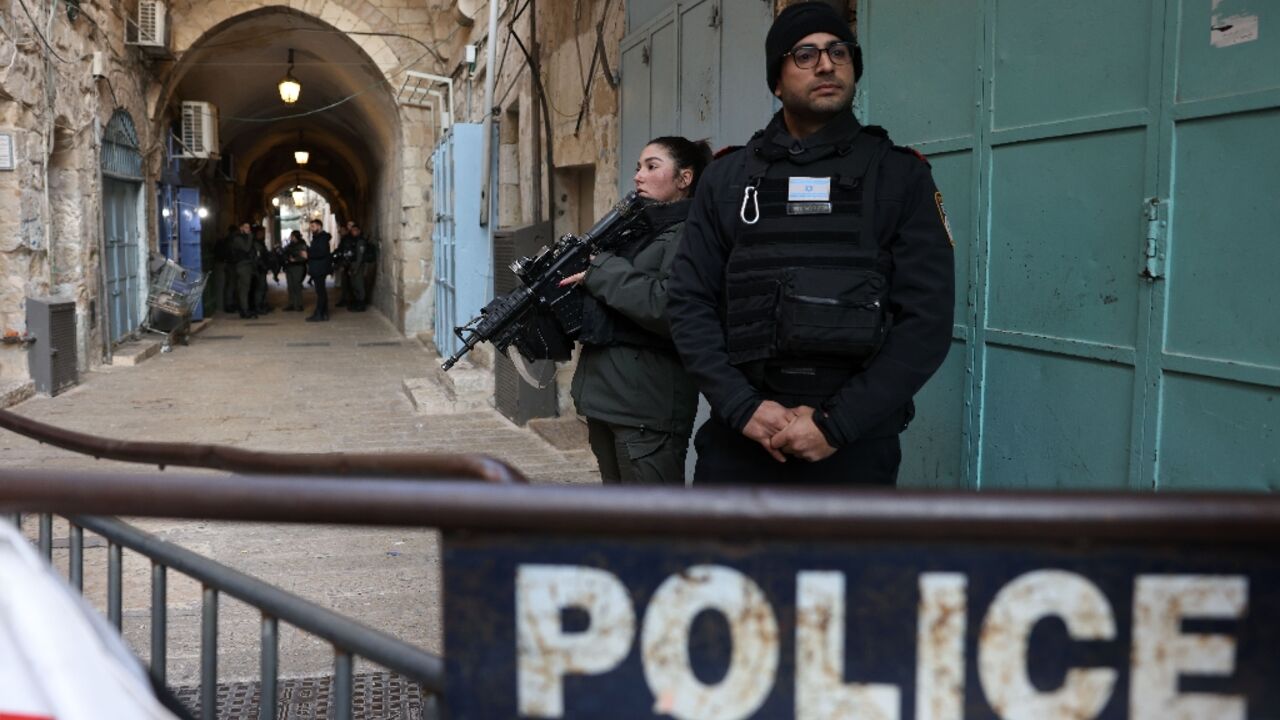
[441,191,650,371]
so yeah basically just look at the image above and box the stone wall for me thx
[0,0,152,381]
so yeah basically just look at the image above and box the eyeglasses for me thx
[785,42,857,70]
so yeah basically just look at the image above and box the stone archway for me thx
[148,4,443,332]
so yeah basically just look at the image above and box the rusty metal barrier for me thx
[6,470,1280,719]
[0,407,526,483]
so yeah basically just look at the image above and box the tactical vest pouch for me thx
[777,266,887,360]
[513,308,575,362]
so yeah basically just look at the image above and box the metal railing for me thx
[0,408,527,483]
[0,407,514,720]
[15,510,442,720]
[8,469,1280,719]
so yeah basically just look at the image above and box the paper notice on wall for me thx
[1211,13,1260,48]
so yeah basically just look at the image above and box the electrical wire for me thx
[14,0,72,64]
[217,45,435,123]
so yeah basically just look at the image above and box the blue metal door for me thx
[858,0,1279,490]
[433,123,487,358]
[177,187,204,320]
[102,111,145,345]
[103,178,143,343]
[433,128,457,356]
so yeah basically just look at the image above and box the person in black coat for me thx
[667,2,955,485]
[305,219,333,322]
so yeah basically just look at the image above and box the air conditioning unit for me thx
[179,101,219,159]
[127,0,168,51]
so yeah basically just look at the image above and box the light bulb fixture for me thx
[272,196,281,207]
[197,207,209,219]
[292,188,307,206]
[278,49,301,105]
[294,128,309,165]
[161,206,171,218]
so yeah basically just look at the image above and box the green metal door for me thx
[858,0,1279,490]
[1150,0,1280,489]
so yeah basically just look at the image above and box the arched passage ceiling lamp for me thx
[294,129,309,165]
[291,174,307,207]
[279,49,301,105]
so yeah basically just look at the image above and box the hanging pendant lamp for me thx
[278,49,301,104]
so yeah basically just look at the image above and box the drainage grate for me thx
[173,671,434,720]
[201,335,245,341]
[356,341,403,348]
[287,342,332,348]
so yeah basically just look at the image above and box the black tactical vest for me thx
[725,128,892,373]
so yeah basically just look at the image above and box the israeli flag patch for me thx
[788,177,831,202]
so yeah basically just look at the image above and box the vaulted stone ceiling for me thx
[162,7,403,221]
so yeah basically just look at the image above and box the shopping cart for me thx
[142,254,209,352]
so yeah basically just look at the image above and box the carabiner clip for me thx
[739,184,760,225]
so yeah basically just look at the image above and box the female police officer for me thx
[560,137,712,485]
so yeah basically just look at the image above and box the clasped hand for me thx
[742,400,836,463]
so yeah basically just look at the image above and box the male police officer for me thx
[668,1,954,485]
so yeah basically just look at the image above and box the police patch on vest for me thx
[935,191,955,247]
[787,202,833,216]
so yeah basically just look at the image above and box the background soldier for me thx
[333,223,356,308]
[251,225,272,315]
[305,219,333,322]
[230,222,257,319]
[668,2,955,485]
[347,223,377,312]
[282,230,308,311]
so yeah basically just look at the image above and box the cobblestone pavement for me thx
[4,287,599,689]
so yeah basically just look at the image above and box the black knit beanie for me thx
[765,2,861,92]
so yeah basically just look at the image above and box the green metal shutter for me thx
[859,0,1279,490]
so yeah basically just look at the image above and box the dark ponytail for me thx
[647,136,713,195]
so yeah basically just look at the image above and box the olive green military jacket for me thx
[570,221,699,436]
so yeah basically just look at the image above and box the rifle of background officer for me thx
[667,2,955,485]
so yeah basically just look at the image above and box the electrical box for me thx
[492,222,559,425]
[26,297,78,397]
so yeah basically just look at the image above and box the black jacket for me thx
[667,111,955,448]
[307,231,333,275]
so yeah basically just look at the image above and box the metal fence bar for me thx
[69,522,83,592]
[201,586,218,720]
[4,470,1280,543]
[151,561,167,685]
[260,616,278,720]
[72,515,445,693]
[333,650,353,720]
[0,409,526,483]
[108,542,122,630]
[38,513,52,560]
